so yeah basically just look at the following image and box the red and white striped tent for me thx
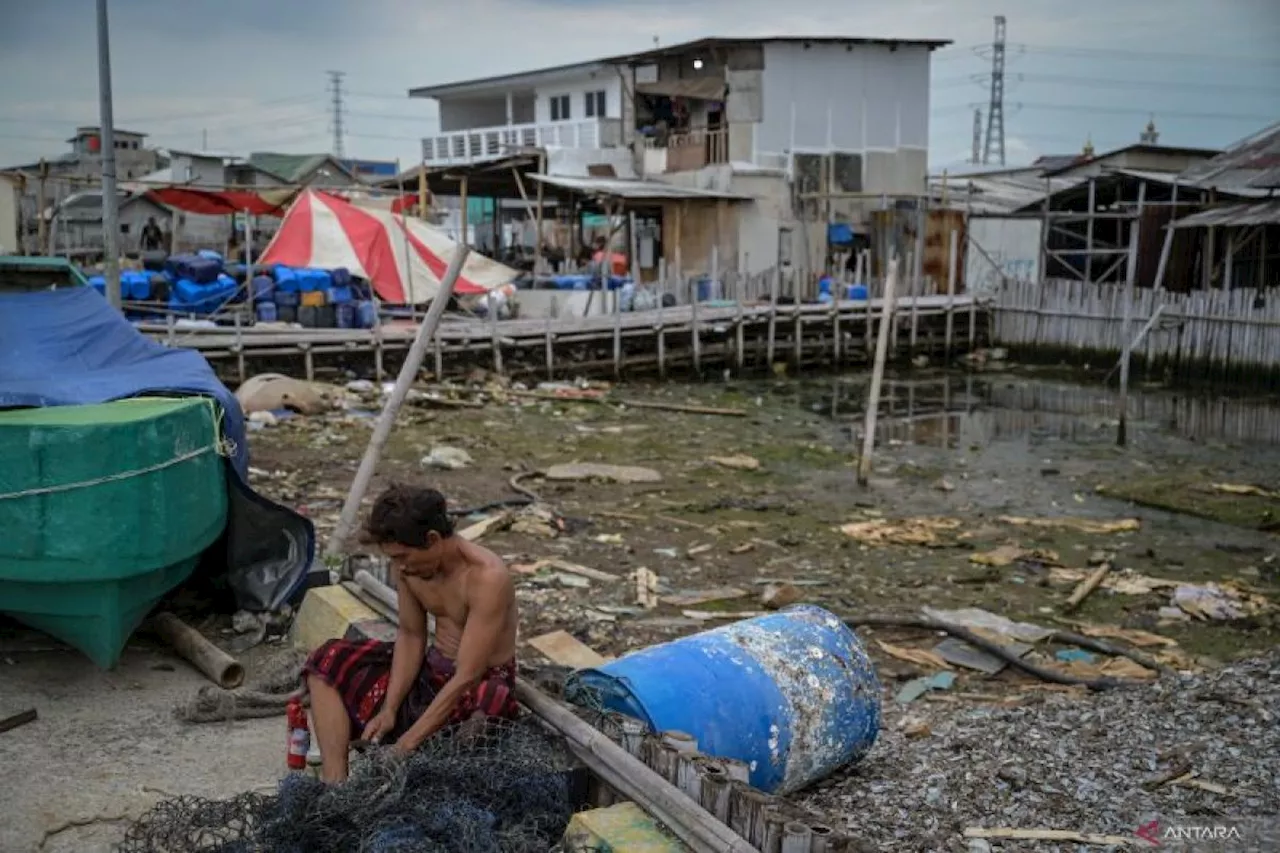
[259,190,517,304]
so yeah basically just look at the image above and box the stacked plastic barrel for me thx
[252,265,377,329]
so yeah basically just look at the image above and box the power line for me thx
[1005,102,1274,122]
[1009,42,1280,65]
[327,70,346,158]
[935,71,1280,95]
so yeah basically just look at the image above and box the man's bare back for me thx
[400,538,517,666]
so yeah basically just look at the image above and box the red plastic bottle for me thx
[286,696,310,771]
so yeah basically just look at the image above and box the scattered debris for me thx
[681,609,766,622]
[1063,561,1112,612]
[660,587,747,607]
[760,583,803,610]
[512,558,617,583]
[526,630,607,669]
[875,640,949,670]
[1055,620,1178,648]
[969,545,1060,567]
[457,512,513,541]
[934,636,1033,675]
[0,707,37,735]
[420,445,473,470]
[1208,482,1280,500]
[708,454,761,471]
[962,827,1137,847]
[921,607,1054,644]
[1173,582,1272,621]
[896,671,956,704]
[998,515,1140,534]
[838,517,962,547]
[633,568,660,609]
[235,373,337,415]
[543,463,662,484]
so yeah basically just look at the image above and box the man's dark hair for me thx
[363,484,454,547]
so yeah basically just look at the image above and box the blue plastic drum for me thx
[564,604,881,795]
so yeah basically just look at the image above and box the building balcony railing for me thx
[421,119,620,167]
[640,128,730,174]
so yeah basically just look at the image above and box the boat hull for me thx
[0,398,228,668]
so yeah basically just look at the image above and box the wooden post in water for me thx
[544,309,554,379]
[656,257,667,378]
[734,254,746,373]
[1117,216,1142,447]
[766,265,780,367]
[945,228,958,359]
[858,256,899,486]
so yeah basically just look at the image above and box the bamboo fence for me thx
[991,278,1280,384]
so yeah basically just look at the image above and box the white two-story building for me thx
[409,35,949,276]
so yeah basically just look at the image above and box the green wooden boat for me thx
[0,397,227,668]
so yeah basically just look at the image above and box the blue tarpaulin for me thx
[0,287,314,611]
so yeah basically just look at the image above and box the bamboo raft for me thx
[140,294,986,384]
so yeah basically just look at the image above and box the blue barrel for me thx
[355,300,377,329]
[334,302,356,329]
[564,604,880,795]
[847,283,869,300]
[255,301,278,323]
[251,275,275,302]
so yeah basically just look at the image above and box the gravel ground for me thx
[799,651,1280,852]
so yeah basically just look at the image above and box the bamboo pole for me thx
[326,246,470,559]
[1117,182,1146,447]
[151,612,244,690]
[857,257,899,486]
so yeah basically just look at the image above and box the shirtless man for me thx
[303,485,518,782]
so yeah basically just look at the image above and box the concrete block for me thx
[290,585,387,652]
[562,802,690,853]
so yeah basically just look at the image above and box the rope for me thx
[0,444,220,501]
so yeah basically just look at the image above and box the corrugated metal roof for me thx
[928,172,1083,214]
[528,175,750,200]
[1170,200,1280,229]
[1178,121,1280,191]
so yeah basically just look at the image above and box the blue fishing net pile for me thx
[117,717,582,853]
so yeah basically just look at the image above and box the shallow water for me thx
[792,370,1280,451]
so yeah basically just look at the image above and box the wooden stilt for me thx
[945,228,958,360]
[858,257,899,487]
[544,310,554,379]
[488,299,503,375]
[766,266,780,367]
[234,313,246,384]
[734,259,746,374]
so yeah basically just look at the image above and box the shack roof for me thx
[1178,121,1280,191]
[1171,200,1280,229]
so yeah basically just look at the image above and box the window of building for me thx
[584,90,606,118]
[120,223,130,234]
[550,94,571,122]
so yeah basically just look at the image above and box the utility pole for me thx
[971,109,983,165]
[327,70,346,158]
[982,15,1007,166]
[96,0,121,308]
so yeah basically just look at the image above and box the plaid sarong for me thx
[303,639,517,740]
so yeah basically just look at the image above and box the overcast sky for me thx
[1,0,1277,172]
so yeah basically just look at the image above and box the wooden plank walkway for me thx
[141,294,985,382]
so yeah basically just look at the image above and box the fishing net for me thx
[118,716,585,853]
